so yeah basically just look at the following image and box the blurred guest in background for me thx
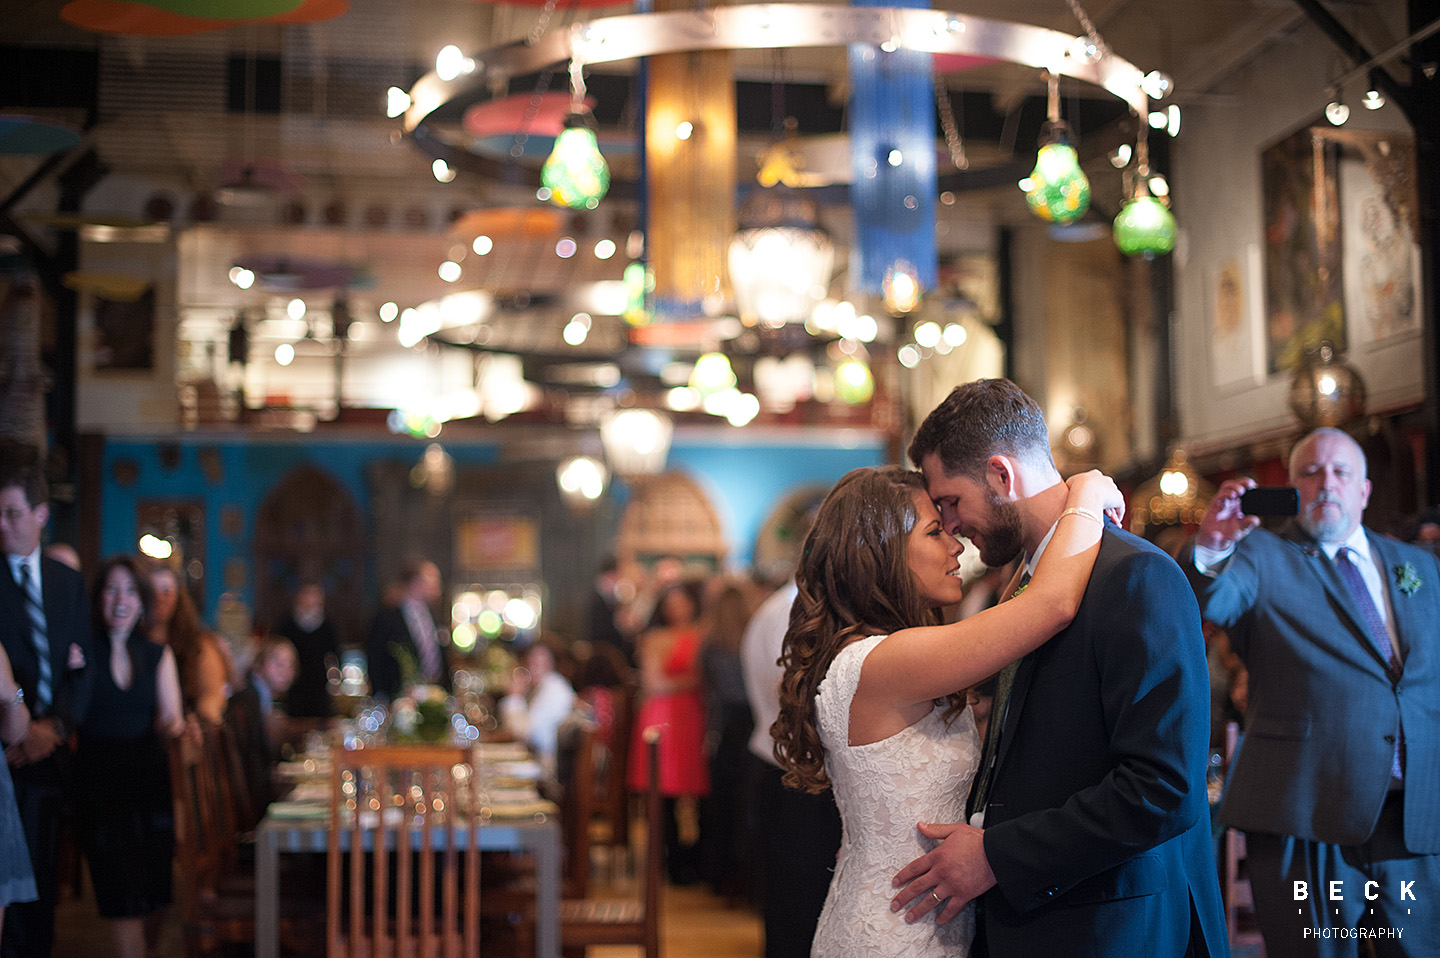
[0,446,92,958]
[271,582,337,719]
[1397,507,1440,555]
[76,555,184,958]
[0,643,37,941]
[741,576,840,957]
[500,639,577,771]
[39,544,78,573]
[367,558,450,699]
[629,582,709,886]
[226,636,298,822]
[587,555,632,664]
[149,564,231,725]
[698,577,755,900]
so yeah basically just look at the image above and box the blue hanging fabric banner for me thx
[848,0,938,296]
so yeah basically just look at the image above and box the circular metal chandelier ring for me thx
[403,3,1155,190]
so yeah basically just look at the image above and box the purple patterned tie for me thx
[1334,546,1404,780]
[1334,547,1401,679]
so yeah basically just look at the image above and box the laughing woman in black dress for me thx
[77,556,184,958]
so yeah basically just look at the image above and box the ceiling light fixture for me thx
[882,260,922,315]
[1324,86,1350,126]
[728,187,835,327]
[1112,108,1176,258]
[541,60,610,210]
[1024,73,1090,225]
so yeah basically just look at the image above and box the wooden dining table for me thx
[253,744,563,958]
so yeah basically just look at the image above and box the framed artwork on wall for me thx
[1326,128,1422,347]
[1260,124,1344,373]
[1208,258,1250,388]
[92,286,156,371]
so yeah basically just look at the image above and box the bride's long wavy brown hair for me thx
[771,466,966,793]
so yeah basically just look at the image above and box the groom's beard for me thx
[975,491,1025,568]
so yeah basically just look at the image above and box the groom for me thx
[892,380,1227,957]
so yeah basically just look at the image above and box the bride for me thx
[771,465,1118,957]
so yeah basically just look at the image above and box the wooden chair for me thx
[167,731,319,958]
[557,720,598,898]
[559,725,663,957]
[209,716,263,834]
[327,743,482,958]
[479,719,597,938]
[508,727,662,958]
[590,681,637,870]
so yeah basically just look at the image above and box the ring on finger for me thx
[930,890,942,904]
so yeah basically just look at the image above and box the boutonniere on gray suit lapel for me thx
[1394,562,1422,596]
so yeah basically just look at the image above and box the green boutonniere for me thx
[1394,562,1422,596]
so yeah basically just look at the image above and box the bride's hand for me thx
[1065,469,1125,526]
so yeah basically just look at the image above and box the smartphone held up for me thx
[1239,486,1300,517]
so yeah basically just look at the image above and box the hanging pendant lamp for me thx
[1024,74,1090,225]
[541,62,610,210]
[1112,109,1177,257]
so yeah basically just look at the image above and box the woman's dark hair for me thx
[703,580,752,656]
[771,466,964,793]
[90,554,154,638]
[647,582,700,632]
[151,563,210,710]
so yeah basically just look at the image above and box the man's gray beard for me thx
[1299,498,1350,544]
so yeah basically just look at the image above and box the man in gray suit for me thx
[1183,427,1440,957]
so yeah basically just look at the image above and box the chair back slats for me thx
[558,721,598,896]
[327,744,482,958]
[601,683,637,851]
[557,727,663,957]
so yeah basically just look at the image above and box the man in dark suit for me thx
[1182,427,1439,957]
[893,380,1227,958]
[0,448,92,958]
[366,558,451,699]
[272,582,338,718]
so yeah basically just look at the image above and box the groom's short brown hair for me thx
[907,378,1054,480]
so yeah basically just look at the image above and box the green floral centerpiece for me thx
[387,643,453,743]
[390,685,452,743]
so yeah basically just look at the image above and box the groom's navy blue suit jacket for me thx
[978,524,1229,958]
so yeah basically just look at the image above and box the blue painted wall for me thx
[666,434,887,566]
[98,431,888,622]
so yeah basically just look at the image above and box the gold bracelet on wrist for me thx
[1060,506,1103,524]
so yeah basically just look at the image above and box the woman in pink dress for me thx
[628,582,709,884]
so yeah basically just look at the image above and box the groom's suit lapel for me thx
[990,522,1116,778]
[993,648,1040,776]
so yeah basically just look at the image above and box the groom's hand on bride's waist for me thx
[890,821,996,925]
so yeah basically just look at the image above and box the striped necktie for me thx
[405,603,441,683]
[16,561,52,710]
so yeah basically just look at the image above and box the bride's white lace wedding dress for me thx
[810,634,981,957]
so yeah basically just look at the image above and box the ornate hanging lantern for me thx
[1112,111,1176,257]
[1024,74,1090,225]
[727,187,834,326]
[541,62,610,210]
